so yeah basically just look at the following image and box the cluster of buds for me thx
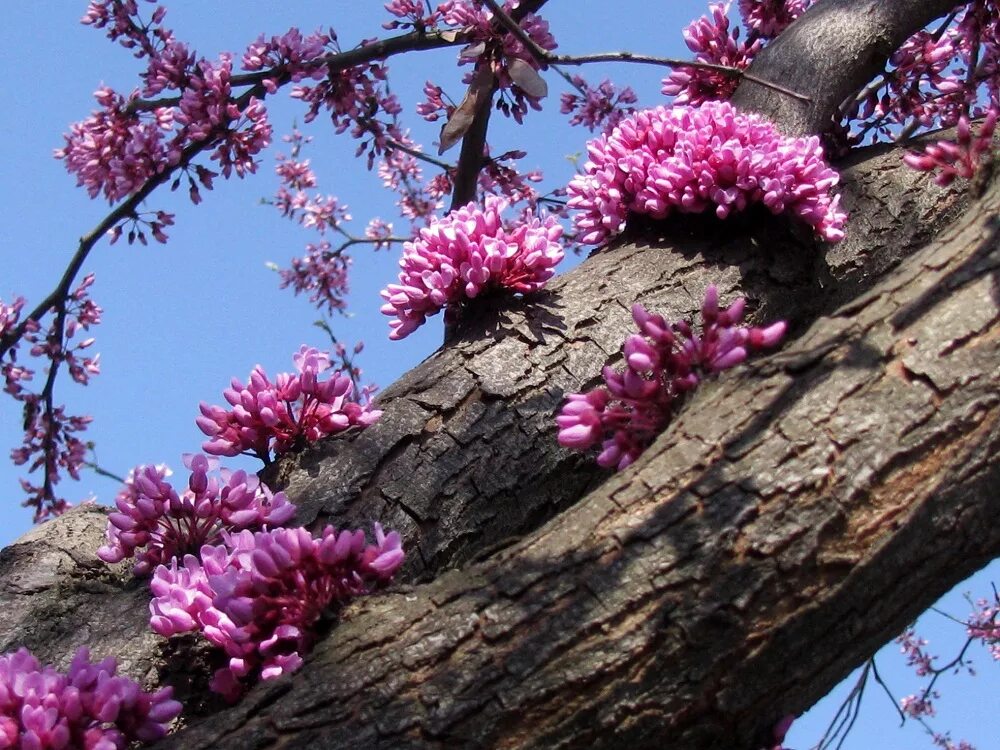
[379,196,564,339]
[557,286,786,470]
[3,274,103,521]
[197,346,381,463]
[0,646,181,749]
[560,75,638,133]
[149,524,404,700]
[567,101,847,247]
[904,111,998,186]
[97,455,296,576]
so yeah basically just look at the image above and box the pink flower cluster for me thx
[241,28,332,93]
[904,110,998,186]
[662,3,761,105]
[3,275,103,522]
[443,1,558,122]
[560,75,638,133]
[566,101,847,246]
[197,346,381,463]
[842,1,999,182]
[379,195,564,339]
[277,242,352,316]
[738,0,811,39]
[557,286,786,470]
[0,646,181,749]
[149,524,404,700]
[967,596,1000,661]
[60,4,273,204]
[97,455,296,576]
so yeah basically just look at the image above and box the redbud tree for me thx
[0,1,998,749]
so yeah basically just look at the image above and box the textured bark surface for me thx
[1,2,996,748]
[151,172,1000,750]
[262,131,969,580]
[731,0,960,136]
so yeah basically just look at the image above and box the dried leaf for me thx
[507,57,548,99]
[439,30,460,43]
[460,41,487,59]
[439,66,495,154]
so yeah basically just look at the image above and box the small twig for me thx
[84,460,127,485]
[386,137,454,171]
[553,52,811,103]
[869,658,908,725]
[481,0,550,62]
[812,660,871,750]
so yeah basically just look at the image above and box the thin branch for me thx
[553,52,811,102]
[813,661,871,750]
[126,29,468,114]
[449,75,497,211]
[386,137,454,171]
[84,460,127,485]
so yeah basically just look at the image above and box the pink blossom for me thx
[560,75,638,133]
[901,692,938,718]
[149,524,404,700]
[567,101,847,246]
[738,0,811,39]
[557,286,786,470]
[662,3,761,105]
[4,275,102,521]
[904,110,998,186]
[379,195,564,339]
[97,456,296,576]
[54,87,169,203]
[197,346,381,462]
[442,1,558,122]
[278,242,352,315]
[0,645,181,748]
[241,28,331,92]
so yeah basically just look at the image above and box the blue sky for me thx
[0,2,996,747]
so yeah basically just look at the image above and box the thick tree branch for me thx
[154,169,1000,750]
[0,138,982,706]
[731,0,962,135]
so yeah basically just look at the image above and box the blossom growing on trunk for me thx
[567,101,847,246]
[904,110,998,186]
[0,646,181,748]
[738,0,811,39]
[557,286,786,470]
[197,346,381,463]
[379,195,564,339]
[97,455,296,576]
[149,524,404,700]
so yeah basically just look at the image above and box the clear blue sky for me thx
[0,3,995,748]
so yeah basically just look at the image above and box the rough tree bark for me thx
[1,1,997,748]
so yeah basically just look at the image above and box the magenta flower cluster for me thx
[560,75,638,133]
[904,110,998,186]
[197,346,381,463]
[442,1,557,122]
[3,274,102,521]
[150,524,404,700]
[661,2,812,104]
[738,0,811,39]
[662,3,761,105]
[97,455,295,576]
[0,646,181,749]
[379,195,564,339]
[566,101,847,247]
[557,286,786,470]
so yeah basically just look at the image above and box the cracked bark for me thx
[151,171,1000,750]
[1,1,997,748]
